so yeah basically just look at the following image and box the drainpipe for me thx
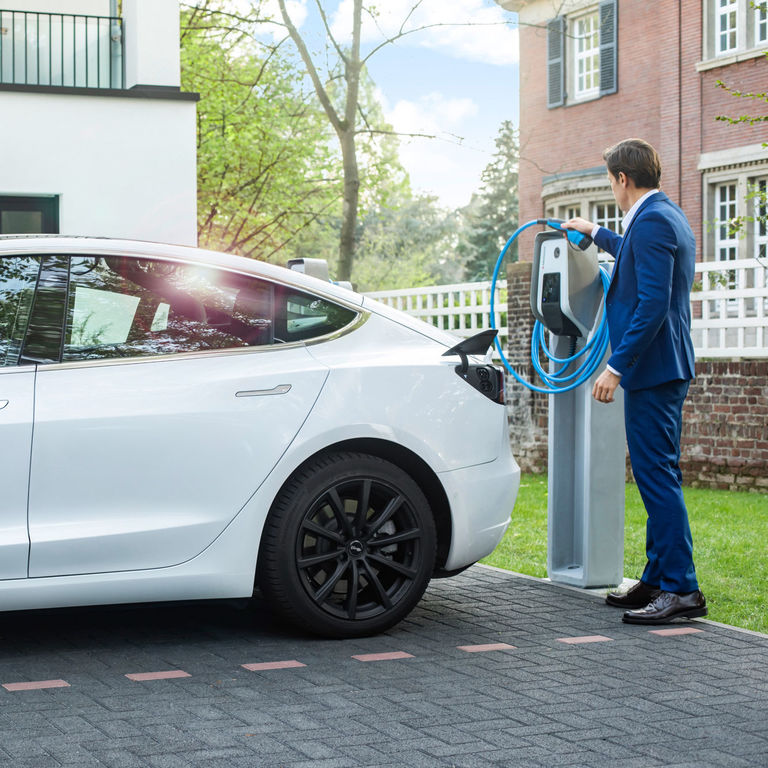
[110,0,122,88]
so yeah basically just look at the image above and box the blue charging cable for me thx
[489,219,611,394]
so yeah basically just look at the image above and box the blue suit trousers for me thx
[624,379,699,594]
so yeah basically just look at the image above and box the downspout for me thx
[110,0,122,88]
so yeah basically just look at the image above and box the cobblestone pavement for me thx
[0,565,766,768]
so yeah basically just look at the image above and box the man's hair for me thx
[603,138,661,189]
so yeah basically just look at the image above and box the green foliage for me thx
[482,473,768,634]
[457,120,519,281]
[352,194,459,292]
[180,1,340,262]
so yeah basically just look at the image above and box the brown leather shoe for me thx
[605,580,660,609]
[622,590,707,624]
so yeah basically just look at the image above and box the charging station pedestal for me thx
[546,289,626,588]
[527,231,627,588]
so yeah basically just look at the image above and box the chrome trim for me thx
[302,310,369,347]
[236,384,291,397]
[0,400,8,410]
[34,312,371,372]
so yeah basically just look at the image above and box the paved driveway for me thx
[0,565,765,768]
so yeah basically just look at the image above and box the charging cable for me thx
[489,219,611,394]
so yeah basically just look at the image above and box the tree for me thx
[275,0,507,282]
[180,2,340,261]
[457,120,519,281]
[353,193,459,292]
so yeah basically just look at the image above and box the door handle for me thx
[0,400,8,410]
[235,384,292,398]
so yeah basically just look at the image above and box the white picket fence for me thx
[365,280,508,347]
[691,258,768,357]
[366,260,768,359]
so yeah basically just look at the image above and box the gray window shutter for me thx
[547,16,565,108]
[599,0,618,96]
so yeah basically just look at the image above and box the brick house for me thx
[0,0,198,244]
[496,0,768,489]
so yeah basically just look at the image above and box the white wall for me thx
[0,90,197,245]
[123,0,181,88]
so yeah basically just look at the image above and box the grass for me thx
[482,473,768,634]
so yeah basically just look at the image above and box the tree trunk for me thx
[338,130,359,282]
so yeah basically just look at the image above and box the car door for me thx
[0,255,41,579]
[26,253,352,578]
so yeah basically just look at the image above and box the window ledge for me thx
[566,91,602,108]
[696,47,767,72]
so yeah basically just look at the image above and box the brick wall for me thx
[506,262,768,492]
[682,361,768,491]
[515,0,768,266]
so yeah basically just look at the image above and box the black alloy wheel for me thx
[258,451,436,637]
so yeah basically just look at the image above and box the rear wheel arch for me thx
[276,438,452,571]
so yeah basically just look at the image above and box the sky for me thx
[260,0,520,211]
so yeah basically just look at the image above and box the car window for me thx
[63,256,274,361]
[0,256,41,366]
[276,288,359,343]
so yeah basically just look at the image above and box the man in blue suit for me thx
[565,138,706,624]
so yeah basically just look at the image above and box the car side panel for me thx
[28,347,328,577]
[0,367,35,579]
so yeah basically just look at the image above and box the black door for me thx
[0,196,59,234]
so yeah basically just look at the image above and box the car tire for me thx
[257,451,437,638]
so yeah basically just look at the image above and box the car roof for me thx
[0,235,363,307]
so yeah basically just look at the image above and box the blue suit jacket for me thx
[594,191,696,391]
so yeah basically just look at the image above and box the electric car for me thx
[0,236,520,637]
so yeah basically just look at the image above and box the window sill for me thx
[566,91,602,107]
[696,47,767,72]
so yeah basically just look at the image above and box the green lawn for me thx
[482,473,768,634]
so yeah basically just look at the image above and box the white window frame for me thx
[714,183,739,297]
[717,0,739,54]
[592,201,622,234]
[574,11,600,99]
[700,0,767,67]
[757,1,768,45]
[756,179,768,263]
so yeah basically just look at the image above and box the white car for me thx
[0,237,520,637]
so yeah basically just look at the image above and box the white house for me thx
[0,0,197,245]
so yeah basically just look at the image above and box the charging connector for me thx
[489,219,610,394]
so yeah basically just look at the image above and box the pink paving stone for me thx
[351,651,414,662]
[241,660,307,671]
[649,627,704,636]
[125,670,191,681]
[2,679,70,691]
[557,635,613,645]
[457,643,517,653]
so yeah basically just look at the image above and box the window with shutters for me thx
[546,0,617,109]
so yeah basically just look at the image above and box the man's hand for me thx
[563,217,596,236]
[592,368,621,403]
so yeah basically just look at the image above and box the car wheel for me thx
[258,451,436,637]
